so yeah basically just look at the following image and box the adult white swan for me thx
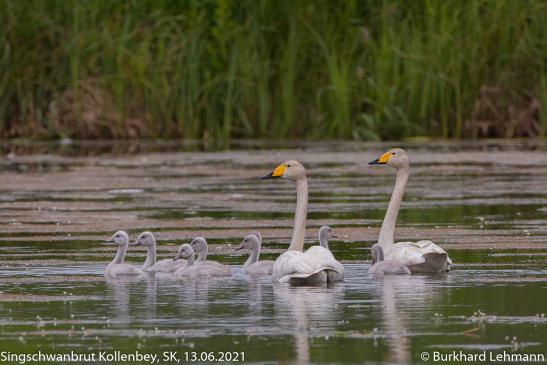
[369,148,452,272]
[261,160,344,284]
[131,231,185,272]
[236,233,274,275]
[102,231,144,279]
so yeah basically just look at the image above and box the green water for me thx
[0,265,545,364]
[0,140,546,364]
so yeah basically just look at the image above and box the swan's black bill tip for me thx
[369,159,384,165]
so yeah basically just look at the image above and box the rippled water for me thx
[0,140,546,364]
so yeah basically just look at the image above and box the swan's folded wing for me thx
[414,240,453,264]
[273,251,314,282]
[149,259,186,272]
[246,260,274,275]
[392,241,452,266]
[195,259,225,268]
[106,264,144,278]
[176,263,231,278]
[304,246,345,274]
[273,247,344,283]
[390,242,427,266]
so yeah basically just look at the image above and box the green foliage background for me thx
[1,0,546,140]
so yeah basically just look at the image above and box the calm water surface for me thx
[0,140,545,364]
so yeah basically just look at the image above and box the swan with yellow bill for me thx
[369,148,452,272]
[261,160,344,284]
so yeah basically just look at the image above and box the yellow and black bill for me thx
[261,163,286,179]
[369,152,391,165]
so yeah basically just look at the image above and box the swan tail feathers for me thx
[408,252,448,273]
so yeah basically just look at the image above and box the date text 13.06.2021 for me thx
[176,352,245,363]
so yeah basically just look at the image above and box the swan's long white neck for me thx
[143,240,157,270]
[289,178,308,251]
[196,243,208,262]
[378,166,409,252]
[243,245,260,269]
[111,243,128,265]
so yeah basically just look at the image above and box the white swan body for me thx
[103,231,144,279]
[262,160,344,284]
[131,231,186,272]
[370,148,452,272]
[173,244,231,278]
[368,244,410,275]
[237,233,274,275]
[273,246,344,284]
[388,240,451,270]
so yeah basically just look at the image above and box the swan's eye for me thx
[286,164,291,168]
[392,152,396,155]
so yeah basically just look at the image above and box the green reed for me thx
[0,0,545,140]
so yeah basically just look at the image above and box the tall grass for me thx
[0,0,545,140]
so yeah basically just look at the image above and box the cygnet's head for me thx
[249,231,262,244]
[236,234,261,251]
[190,237,208,253]
[103,231,129,246]
[369,148,409,169]
[174,243,193,261]
[131,231,155,247]
[261,160,306,181]
[370,244,385,264]
[319,225,337,241]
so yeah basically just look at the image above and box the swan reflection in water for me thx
[274,283,345,364]
[374,274,446,364]
[271,273,445,364]
[106,272,157,323]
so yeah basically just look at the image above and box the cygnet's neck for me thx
[196,244,208,262]
[143,239,157,270]
[111,243,128,265]
[319,231,329,250]
[185,253,195,268]
[243,245,260,269]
